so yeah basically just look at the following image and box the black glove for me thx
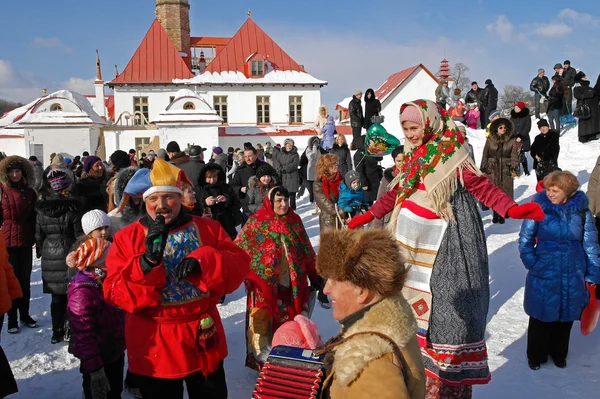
[174,258,201,280]
[142,215,167,272]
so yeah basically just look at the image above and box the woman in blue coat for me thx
[519,171,600,371]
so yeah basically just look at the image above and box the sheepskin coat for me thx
[323,295,426,399]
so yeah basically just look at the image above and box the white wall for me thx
[0,137,26,157]
[103,130,160,156]
[113,84,322,126]
[23,126,99,166]
[219,134,354,156]
[380,69,438,143]
[157,124,220,152]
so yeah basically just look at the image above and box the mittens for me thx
[348,211,375,229]
[507,203,545,221]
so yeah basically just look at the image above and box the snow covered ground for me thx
[3,123,600,398]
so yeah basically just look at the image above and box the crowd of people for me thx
[0,81,599,399]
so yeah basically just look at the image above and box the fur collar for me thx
[534,190,588,215]
[332,295,417,386]
[510,107,530,119]
[489,117,514,141]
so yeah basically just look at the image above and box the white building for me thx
[335,64,439,141]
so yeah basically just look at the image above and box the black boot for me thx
[7,319,19,334]
[492,212,499,224]
[528,359,541,370]
[498,216,505,224]
[51,328,64,344]
[21,315,38,328]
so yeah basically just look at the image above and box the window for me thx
[289,96,302,123]
[339,110,344,121]
[213,96,228,123]
[183,102,196,110]
[251,60,264,77]
[50,103,62,112]
[133,96,149,124]
[135,137,151,156]
[256,96,270,124]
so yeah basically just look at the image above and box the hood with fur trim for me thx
[332,295,418,386]
[199,162,227,186]
[489,117,514,141]
[0,155,35,188]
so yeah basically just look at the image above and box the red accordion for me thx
[252,346,325,399]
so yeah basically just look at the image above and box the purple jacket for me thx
[67,271,125,373]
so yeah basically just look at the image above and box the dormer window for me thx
[251,60,264,77]
[50,103,63,112]
[183,102,196,110]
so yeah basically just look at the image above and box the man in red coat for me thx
[104,159,250,398]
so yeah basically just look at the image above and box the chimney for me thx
[156,0,191,68]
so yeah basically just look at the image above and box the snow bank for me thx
[174,70,327,85]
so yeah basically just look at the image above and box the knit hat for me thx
[83,156,101,173]
[575,71,586,83]
[489,110,501,120]
[51,154,67,168]
[227,147,235,153]
[317,229,407,297]
[344,170,361,188]
[538,68,545,74]
[47,169,72,192]
[166,141,180,153]
[400,105,423,126]
[284,138,295,147]
[157,148,168,160]
[353,90,362,96]
[6,160,24,172]
[110,150,131,170]
[213,146,223,155]
[81,210,110,236]
[514,101,526,110]
[537,119,549,128]
[271,315,323,349]
[554,63,563,70]
[256,165,272,180]
[485,79,492,85]
[66,238,111,271]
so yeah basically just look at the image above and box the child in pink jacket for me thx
[465,104,480,129]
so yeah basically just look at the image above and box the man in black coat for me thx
[179,145,206,187]
[561,60,577,114]
[348,90,364,150]
[482,79,498,127]
[530,68,551,119]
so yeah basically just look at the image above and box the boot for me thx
[492,212,499,224]
[7,319,19,334]
[51,328,64,344]
[21,315,39,328]
[528,360,541,370]
[498,216,505,224]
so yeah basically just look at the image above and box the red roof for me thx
[110,20,193,85]
[376,64,439,104]
[204,18,305,74]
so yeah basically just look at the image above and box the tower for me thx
[155,0,191,68]
[439,58,450,81]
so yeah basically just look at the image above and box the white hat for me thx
[81,210,110,236]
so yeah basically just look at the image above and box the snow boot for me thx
[492,213,499,224]
[553,358,567,368]
[21,315,38,329]
[528,360,540,370]
[7,320,19,334]
[51,329,64,344]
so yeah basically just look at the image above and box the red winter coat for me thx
[1,230,22,315]
[0,184,36,248]
[104,215,250,379]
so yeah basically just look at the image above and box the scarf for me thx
[235,196,316,323]
[390,99,481,223]
[322,171,343,201]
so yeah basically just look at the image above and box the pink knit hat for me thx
[400,105,423,126]
[272,315,323,349]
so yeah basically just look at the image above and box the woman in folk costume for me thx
[235,186,322,370]
[348,99,544,398]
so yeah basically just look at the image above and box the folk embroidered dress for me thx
[369,100,516,390]
[104,214,250,379]
[235,196,318,370]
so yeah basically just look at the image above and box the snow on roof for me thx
[376,64,438,104]
[336,96,353,110]
[152,89,223,124]
[0,99,39,128]
[174,69,327,85]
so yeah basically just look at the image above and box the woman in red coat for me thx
[104,158,250,399]
[349,100,544,398]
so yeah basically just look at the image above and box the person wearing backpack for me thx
[573,71,600,143]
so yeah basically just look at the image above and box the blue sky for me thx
[1,0,600,110]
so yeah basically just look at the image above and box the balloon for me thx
[364,123,401,157]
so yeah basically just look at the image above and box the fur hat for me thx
[81,210,110,235]
[344,170,361,188]
[317,229,407,297]
[256,165,273,181]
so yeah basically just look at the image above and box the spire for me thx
[115,64,119,78]
[96,49,103,82]
[439,58,450,80]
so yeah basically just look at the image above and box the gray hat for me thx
[554,63,563,70]
[538,68,545,74]
[353,90,362,96]
[344,170,361,188]
[283,138,295,147]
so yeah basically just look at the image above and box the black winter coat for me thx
[179,159,205,188]
[562,67,577,88]
[363,89,381,130]
[348,97,364,128]
[573,80,600,139]
[75,175,107,214]
[230,160,278,206]
[548,83,565,111]
[35,195,83,295]
[510,108,532,151]
[330,144,353,176]
[482,84,499,110]
[530,130,560,171]
[465,88,484,107]
[196,164,242,239]
[530,75,550,96]
[354,148,382,203]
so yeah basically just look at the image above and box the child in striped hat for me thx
[67,237,126,399]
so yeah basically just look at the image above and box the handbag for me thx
[573,102,591,120]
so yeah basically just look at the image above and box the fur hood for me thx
[383,167,397,183]
[0,155,35,188]
[199,163,227,186]
[36,195,81,218]
[332,295,418,386]
[534,189,589,215]
[114,167,138,205]
[307,135,320,148]
[489,117,514,141]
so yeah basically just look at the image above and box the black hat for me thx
[471,81,478,86]
[166,141,181,153]
[110,150,131,170]
[189,145,207,157]
[28,156,38,162]
[564,60,571,65]
[537,119,549,128]
[256,165,272,180]
[485,79,492,85]
[243,142,253,150]
[6,160,24,172]
[82,151,90,157]
[227,147,235,153]
[574,71,586,83]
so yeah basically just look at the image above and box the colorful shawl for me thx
[390,99,481,223]
[321,171,343,201]
[235,196,317,324]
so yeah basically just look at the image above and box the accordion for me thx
[252,346,326,399]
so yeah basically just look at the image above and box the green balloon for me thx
[365,124,401,156]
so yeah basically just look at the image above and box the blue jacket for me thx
[518,190,600,322]
[321,120,336,151]
[338,182,369,214]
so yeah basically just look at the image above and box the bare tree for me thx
[0,99,23,116]
[498,85,535,116]
[450,63,472,94]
